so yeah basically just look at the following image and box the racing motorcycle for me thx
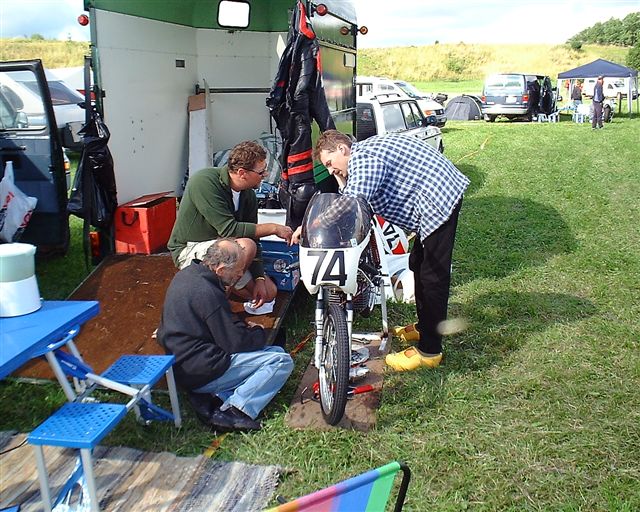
[299,193,395,425]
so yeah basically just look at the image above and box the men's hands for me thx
[246,320,264,329]
[274,224,293,243]
[290,226,303,245]
[252,278,268,308]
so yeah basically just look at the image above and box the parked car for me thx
[481,73,556,122]
[0,60,69,254]
[356,94,444,153]
[392,80,447,127]
[13,70,87,150]
[356,76,447,127]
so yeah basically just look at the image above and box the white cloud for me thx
[353,0,639,47]
[0,0,89,41]
[0,0,636,47]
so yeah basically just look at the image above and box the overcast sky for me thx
[0,0,638,47]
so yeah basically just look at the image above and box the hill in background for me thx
[358,43,632,82]
[0,39,89,68]
[0,38,632,86]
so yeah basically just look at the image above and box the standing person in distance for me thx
[592,76,605,130]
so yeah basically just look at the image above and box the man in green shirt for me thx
[168,141,292,307]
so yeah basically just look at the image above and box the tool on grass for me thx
[290,332,314,356]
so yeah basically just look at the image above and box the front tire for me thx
[319,303,350,425]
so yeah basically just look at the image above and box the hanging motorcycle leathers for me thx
[266,0,336,229]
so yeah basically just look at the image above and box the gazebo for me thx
[558,59,639,117]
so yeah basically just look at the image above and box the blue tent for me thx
[557,58,637,79]
[558,59,638,117]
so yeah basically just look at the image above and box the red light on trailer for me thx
[315,4,328,16]
[78,14,89,26]
[359,26,368,35]
[340,26,350,36]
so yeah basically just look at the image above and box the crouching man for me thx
[157,238,294,431]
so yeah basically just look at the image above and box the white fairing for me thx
[300,238,368,295]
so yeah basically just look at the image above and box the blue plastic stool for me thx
[101,355,182,427]
[28,402,127,512]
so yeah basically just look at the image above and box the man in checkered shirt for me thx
[297,130,469,371]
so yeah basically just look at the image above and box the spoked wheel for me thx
[319,303,350,425]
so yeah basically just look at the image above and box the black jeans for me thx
[409,198,463,354]
[592,101,603,128]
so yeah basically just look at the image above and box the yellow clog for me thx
[385,347,442,371]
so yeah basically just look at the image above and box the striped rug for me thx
[0,433,280,511]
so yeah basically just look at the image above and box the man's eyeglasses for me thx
[246,166,267,177]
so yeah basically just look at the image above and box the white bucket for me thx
[0,243,41,317]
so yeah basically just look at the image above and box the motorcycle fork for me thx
[314,289,325,369]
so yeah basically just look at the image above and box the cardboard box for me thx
[261,239,299,291]
[115,192,176,254]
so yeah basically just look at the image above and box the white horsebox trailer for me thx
[84,0,359,204]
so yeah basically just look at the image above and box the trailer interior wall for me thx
[93,10,196,203]
[194,30,286,152]
[93,10,285,204]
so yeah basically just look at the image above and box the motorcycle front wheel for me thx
[319,303,350,425]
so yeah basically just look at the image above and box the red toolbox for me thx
[115,192,176,254]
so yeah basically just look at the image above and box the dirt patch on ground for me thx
[19,254,290,379]
[19,254,177,379]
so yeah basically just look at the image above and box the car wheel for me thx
[438,141,444,153]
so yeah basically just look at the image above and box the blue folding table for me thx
[0,301,99,381]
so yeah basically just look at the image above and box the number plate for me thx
[506,95,517,104]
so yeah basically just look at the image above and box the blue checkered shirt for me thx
[343,134,469,241]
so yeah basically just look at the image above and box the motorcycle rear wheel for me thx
[319,303,350,425]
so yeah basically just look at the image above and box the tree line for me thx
[568,12,639,47]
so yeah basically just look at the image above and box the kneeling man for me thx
[157,238,294,431]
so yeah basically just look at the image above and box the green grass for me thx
[3,118,640,510]
[413,80,484,97]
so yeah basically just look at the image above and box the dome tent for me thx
[444,95,483,121]
[557,59,638,117]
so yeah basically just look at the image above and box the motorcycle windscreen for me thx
[300,193,372,249]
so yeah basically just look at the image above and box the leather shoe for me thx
[186,391,221,426]
[208,406,261,432]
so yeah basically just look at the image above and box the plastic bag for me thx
[0,161,38,242]
[67,111,117,229]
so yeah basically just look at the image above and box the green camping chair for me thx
[266,461,411,512]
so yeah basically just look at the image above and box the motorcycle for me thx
[299,193,393,425]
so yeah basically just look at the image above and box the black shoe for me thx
[186,391,221,426]
[208,406,261,432]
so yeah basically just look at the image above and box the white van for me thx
[356,76,446,126]
[582,77,638,99]
[356,95,443,153]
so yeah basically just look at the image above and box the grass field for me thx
[2,115,639,510]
